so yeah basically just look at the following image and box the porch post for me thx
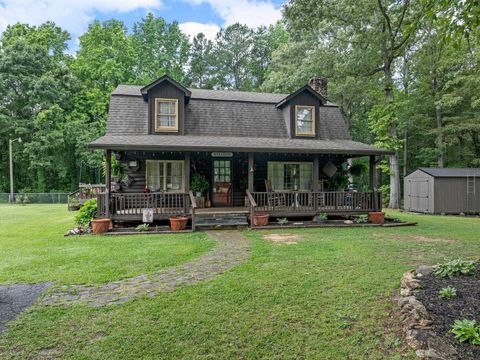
[105,149,111,218]
[184,152,190,192]
[312,154,319,192]
[369,155,377,190]
[248,152,254,192]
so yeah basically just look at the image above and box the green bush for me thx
[451,320,480,345]
[438,286,457,299]
[136,223,149,232]
[434,259,476,278]
[15,194,29,205]
[74,199,97,227]
[354,215,368,224]
[191,173,210,195]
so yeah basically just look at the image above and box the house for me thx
[404,168,480,214]
[90,75,392,229]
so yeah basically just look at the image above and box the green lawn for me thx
[0,205,214,285]
[1,206,479,359]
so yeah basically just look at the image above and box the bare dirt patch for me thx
[262,233,303,245]
[373,233,457,244]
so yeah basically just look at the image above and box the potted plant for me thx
[169,215,188,231]
[317,212,328,224]
[74,199,111,234]
[191,173,210,199]
[368,211,385,224]
[252,212,269,226]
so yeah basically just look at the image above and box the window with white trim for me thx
[146,160,184,192]
[267,162,313,191]
[155,98,178,132]
[295,105,315,136]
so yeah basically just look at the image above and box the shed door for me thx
[407,179,430,212]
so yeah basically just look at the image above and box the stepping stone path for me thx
[42,231,251,307]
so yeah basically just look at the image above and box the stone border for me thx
[396,266,458,360]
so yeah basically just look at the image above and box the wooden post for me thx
[105,149,111,218]
[313,154,319,212]
[184,152,190,192]
[369,155,377,191]
[248,153,254,192]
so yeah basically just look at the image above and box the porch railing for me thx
[96,192,191,219]
[248,191,381,223]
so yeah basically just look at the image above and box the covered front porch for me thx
[97,149,382,229]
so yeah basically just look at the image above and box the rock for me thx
[416,349,441,359]
[343,220,353,224]
[416,265,434,277]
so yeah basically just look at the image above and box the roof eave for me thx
[88,141,392,156]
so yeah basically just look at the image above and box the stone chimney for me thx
[308,76,328,99]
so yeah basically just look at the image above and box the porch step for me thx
[195,213,249,227]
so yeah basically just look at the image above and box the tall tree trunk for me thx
[403,128,408,177]
[435,105,444,167]
[384,63,400,209]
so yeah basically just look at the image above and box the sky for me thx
[0,0,285,51]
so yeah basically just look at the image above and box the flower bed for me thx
[397,262,479,359]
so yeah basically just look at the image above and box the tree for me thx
[0,23,77,191]
[131,13,190,84]
[187,33,215,88]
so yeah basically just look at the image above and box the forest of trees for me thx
[0,0,479,208]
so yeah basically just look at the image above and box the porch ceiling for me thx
[89,135,393,156]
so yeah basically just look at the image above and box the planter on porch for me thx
[252,212,269,226]
[169,216,188,231]
[368,212,385,224]
[92,218,112,234]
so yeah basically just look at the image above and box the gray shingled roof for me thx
[90,135,392,155]
[112,84,338,105]
[96,83,391,155]
[418,168,480,177]
[106,95,351,140]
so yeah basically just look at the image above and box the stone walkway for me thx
[42,231,251,307]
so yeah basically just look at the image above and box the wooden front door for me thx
[212,159,232,206]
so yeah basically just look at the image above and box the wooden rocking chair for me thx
[264,179,286,209]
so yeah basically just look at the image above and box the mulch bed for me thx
[416,264,480,360]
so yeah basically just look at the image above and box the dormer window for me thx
[155,98,178,132]
[295,105,315,136]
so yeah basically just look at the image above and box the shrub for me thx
[136,223,149,232]
[15,194,29,205]
[354,215,368,224]
[74,199,97,227]
[451,320,480,345]
[438,286,457,299]
[277,217,289,225]
[191,173,210,195]
[434,259,476,278]
[317,213,328,222]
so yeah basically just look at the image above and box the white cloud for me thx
[0,0,162,37]
[179,22,220,40]
[185,0,282,28]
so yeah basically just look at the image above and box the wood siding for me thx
[148,82,185,135]
[287,91,320,138]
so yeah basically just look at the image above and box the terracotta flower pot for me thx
[252,212,269,226]
[91,218,111,234]
[368,212,385,224]
[169,216,188,231]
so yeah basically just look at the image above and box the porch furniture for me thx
[264,179,287,208]
[213,182,232,206]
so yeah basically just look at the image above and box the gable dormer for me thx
[276,78,328,139]
[140,75,191,135]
